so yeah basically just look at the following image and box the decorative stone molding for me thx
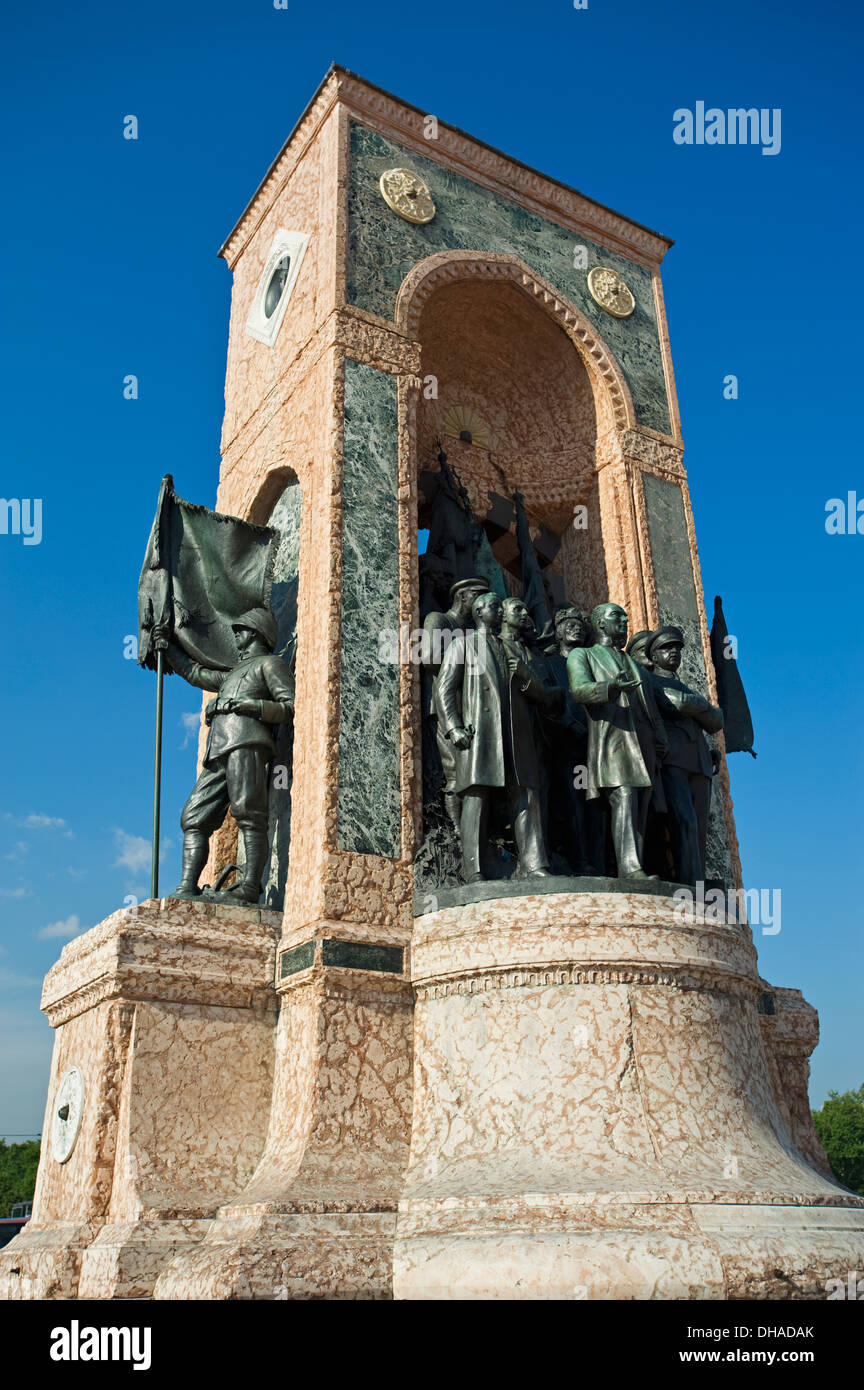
[219,73,340,268]
[620,429,685,478]
[334,72,672,267]
[220,68,673,273]
[41,901,280,1025]
[395,251,635,432]
[415,961,761,1003]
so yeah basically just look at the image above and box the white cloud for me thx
[113,829,151,874]
[19,814,67,830]
[37,914,82,941]
[0,886,33,899]
[4,842,29,861]
[180,710,201,749]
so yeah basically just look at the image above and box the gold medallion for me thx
[378,167,436,224]
[587,265,636,319]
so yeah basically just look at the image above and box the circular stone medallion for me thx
[378,168,436,224]
[587,265,636,318]
[51,1065,85,1163]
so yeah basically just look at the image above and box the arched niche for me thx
[405,254,633,622]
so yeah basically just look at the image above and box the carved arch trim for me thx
[394,250,636,432]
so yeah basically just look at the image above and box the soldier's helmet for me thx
[232,607,278,651]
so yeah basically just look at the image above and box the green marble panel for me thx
[279,940,315,979]
[321,939,404,974]
[641,474,699,629]
[641,472,732,886]
[347,121,671,435]
[262,478,302,911]
[338,358,402,858]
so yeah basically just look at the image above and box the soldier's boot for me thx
[228,827,269,904]
[171,831,209,899]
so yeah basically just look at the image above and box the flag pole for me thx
[150,646,165,899]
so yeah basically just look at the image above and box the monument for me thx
[3,65,862,1301]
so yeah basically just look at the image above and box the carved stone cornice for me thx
[333,71,672,267]
[41,901,280,1026]
[621,429,685,478]
[414,960,760,1003]
[219,65,673,274]
[395,252,635,432]
[219,71,341,269]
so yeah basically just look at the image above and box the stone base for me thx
[77,1219,213,1300]
[0,897,280,1300]
[155,1210,396,1300]
[414,874,687,915]
[0,1222,93,1301]
[154,934,414,1299]
[394,890,864,1300]
[395,1198,864,1301]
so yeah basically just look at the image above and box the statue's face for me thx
[456,587,485,620]
[233,626,258,656]
[504,599,534,636]
[652,640,682,672]
[599,606,628,646]
[559,616,588,647]
[476,596,503,632]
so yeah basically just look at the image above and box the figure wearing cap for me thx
[566,602,668,881]
[156,606,295,903]
[645,626,724,886]
[422,575,489,833]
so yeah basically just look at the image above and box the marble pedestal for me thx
[393,891,864,1300]
[0,899,279,1300]
[153,925,413,1300]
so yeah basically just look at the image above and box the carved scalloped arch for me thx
[395,251,636,432]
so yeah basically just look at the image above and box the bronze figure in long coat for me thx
[566,602,667,880]
[435,591,561,882]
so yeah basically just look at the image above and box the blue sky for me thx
[1,0,861,1138]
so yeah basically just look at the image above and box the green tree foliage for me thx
[0,1139,41,1217]
[812,1084,864,1195]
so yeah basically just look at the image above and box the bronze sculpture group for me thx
[426,584,723,888]
[150,567,722,905]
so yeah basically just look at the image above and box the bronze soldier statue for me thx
[646,626,723,886]
[435,591,562,883]
[156,606,295,904]
[540,606,602,874]
[421,575,489,833]
[566,602,668,881]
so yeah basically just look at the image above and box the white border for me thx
[245,228,310,347]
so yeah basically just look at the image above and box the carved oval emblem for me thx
[378,168,436,224]
[51,1065,85,1164]
[587,265,636,319]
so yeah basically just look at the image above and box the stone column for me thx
[0,899,279,1300]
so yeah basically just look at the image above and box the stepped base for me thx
[394,890,864,1300]
[155,1210,396,1300]
[395,1196,864,1300]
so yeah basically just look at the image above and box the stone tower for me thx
[3,66,862,1301]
